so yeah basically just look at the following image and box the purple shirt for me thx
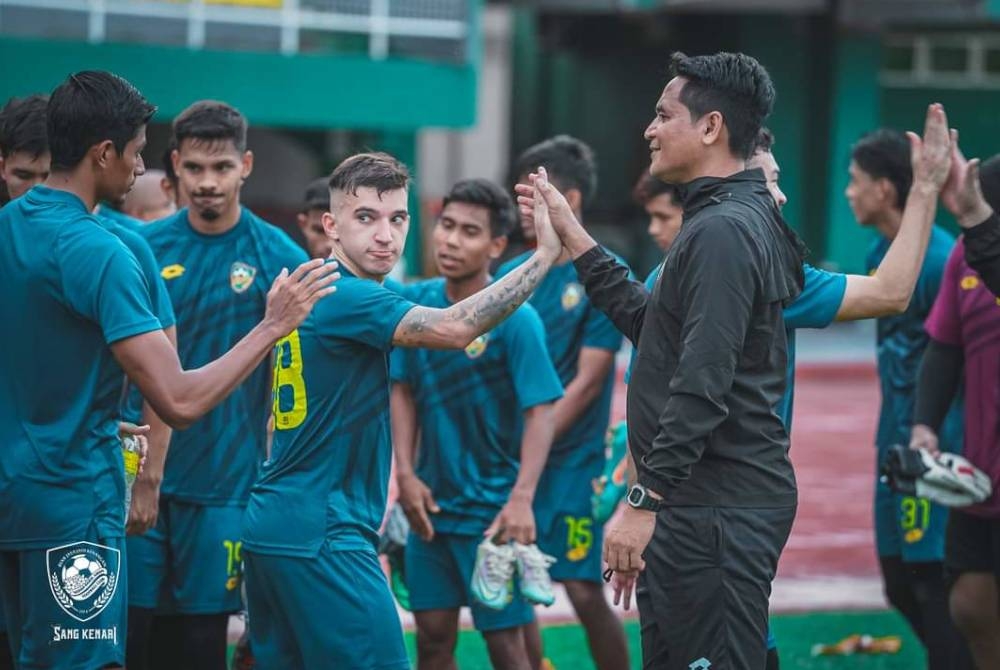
[925,238,1000,517]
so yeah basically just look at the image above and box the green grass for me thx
[230,609,926,669]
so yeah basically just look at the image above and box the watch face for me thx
[627,487,644,505]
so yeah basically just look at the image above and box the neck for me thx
[188,202,242,235]
[330,246,383,282]
[445,268,491,303]
[873,208,903,240]
[680,153,746,184]
[45,169,99,212]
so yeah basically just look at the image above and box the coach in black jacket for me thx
[518,52,805,669]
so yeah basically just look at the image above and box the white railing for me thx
[0,0,469,59]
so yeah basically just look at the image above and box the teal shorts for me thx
[0,534,126,670]
[534,462,604,583]
[244,543,408,670]
[874,477,948,563]
[405,532,535,632]
[126,497,245,614]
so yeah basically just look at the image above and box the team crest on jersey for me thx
[47,541,120,622]
[160,264,185,280]
[230,262,257,293]
[562,283,584,311]
[465,334,489,359]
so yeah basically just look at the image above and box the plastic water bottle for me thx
[121,434,141,518]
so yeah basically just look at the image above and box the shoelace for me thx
[483,547,516,584]
[518,547,556,580]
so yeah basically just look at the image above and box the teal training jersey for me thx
[867,226,962,454]
[133,207,308,504]
[496,252,624,470]
[242,268,416,557]
[95,203,144,231]
[625,262,846,430]
[390,279,563,535]
[0,186,161,549]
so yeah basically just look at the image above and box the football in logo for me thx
[961,275,980,290]
[465,334,489,359]
[160,263,185,280]
[230,262,257,294]
[47,541,120,622]
[561,283,584,311]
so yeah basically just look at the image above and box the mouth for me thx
[436,253,461,267]
[369,250,394,260]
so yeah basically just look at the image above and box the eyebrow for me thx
[391,209,409,218]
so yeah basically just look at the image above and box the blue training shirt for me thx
[243,267,416,557]
[131,207,308,505]
[0,186,162,549]
[867,226,963,455]
[496,253,624,471]
[626,262,847,430]
[390,279,564,535]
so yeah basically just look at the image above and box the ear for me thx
[700,111,725,148]
[296,212,308,231]
[564,188,584,213]
[489,234,509,259]
[878,178,898,207]
[241,150,254,180]
[0,154,6,179]
[95,140,117,169]
[171,149,181,177]
[322,210,339,241]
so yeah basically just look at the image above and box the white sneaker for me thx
[470,540,517,610]
[514,543,557,606]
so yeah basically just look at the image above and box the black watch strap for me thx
[626,484,661,512]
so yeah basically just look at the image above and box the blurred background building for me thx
[2,0,999,276]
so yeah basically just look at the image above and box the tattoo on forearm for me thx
[396,254,547,346]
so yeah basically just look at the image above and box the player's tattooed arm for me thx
[393,252,553,348]
[393,177,562,349]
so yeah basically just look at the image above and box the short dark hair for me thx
[632,173,680,207]
[752,127,775,155]
[161,143,177,187]
[303,176,330,213]
[328,152,410,197]
[441,178,517,238]
[851,129,912,209]
[670,51,775,159]
[47,71,155,171]
[978,154,1000,214]
[0,94,48,159]
[513,135,597,205]
[172,100,248,153]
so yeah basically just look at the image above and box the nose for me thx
[644,120,656,140]
[445,226,461,247]
[776,188,787,208]
[135,154,146,177]
[373,219,392,244]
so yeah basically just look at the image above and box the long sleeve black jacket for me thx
[964,212,1000,296]
[574,170,804,508]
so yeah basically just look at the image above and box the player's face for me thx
[173,138,251,222]
[645,193,683,252]
[0,150,50,199]
[644,77,703,184]
[297,209,333,259]
[99,127,146,204]
[845,160,889,226]
[747,150,787,210]
[324,186,409,279]
[433,201,505,280]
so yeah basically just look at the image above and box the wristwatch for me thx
[626,484,662,513]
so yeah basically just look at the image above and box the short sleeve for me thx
[58,222,162,345]
[319,275,416,352]
[119,226,176,329]
[504,305,564,411]
[925,242,965,346]
[783,264,847,330]
[389,347,411,384]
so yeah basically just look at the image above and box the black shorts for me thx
[945,509,1000,582]
[635,505,796,670]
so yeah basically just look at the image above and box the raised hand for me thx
[941,137,994,228]
[263,259,340,337]
[908,103,953,192]
[515,167,598,259]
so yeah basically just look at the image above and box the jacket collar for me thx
[676,168,769,217]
